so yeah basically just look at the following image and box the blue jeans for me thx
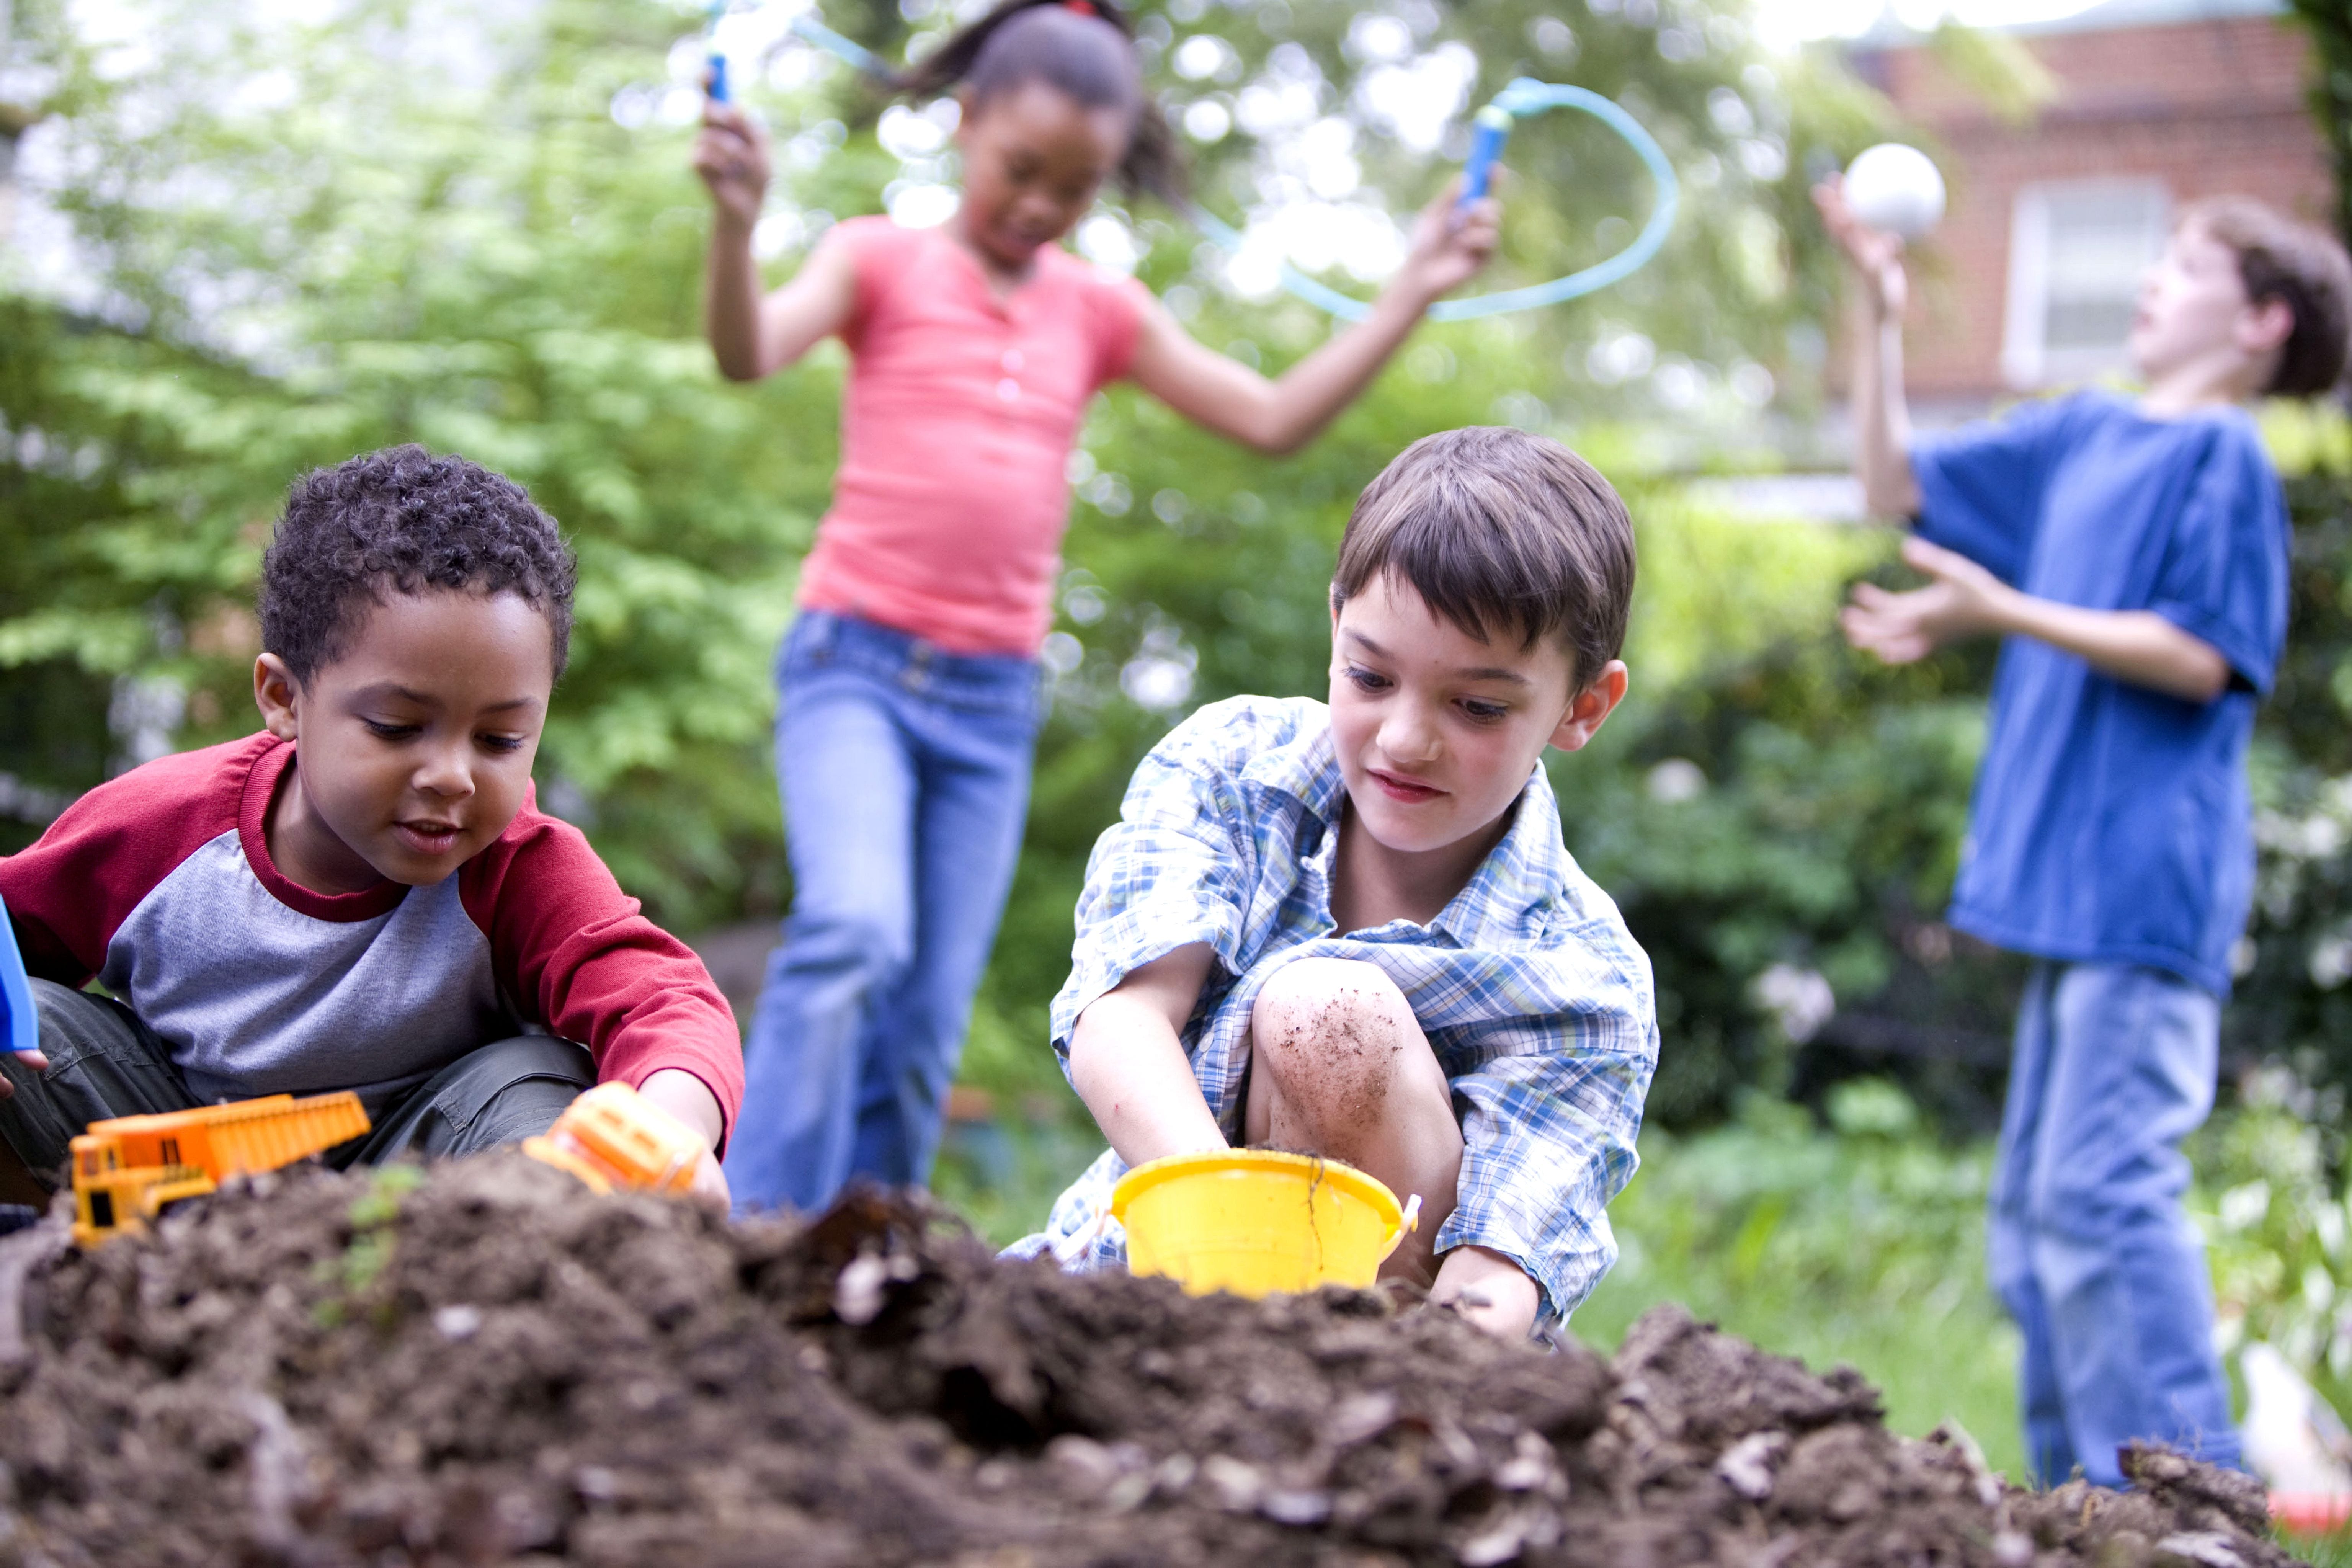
[724,611,1042,1214]
[1986,961,2242,1486]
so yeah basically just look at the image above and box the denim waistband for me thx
[784,609,1041,712]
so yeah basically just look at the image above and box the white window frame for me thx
[2001,177,2172,389]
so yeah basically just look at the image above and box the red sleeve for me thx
[834,214,917,356]
[0,734,265,985]
[460,802,745,1148]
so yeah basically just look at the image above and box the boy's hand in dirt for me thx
[1813,175,1907,323]
[638,1069,732,1209]
[1841,536,2006,664]
[1428,1245,1539,1341]
[1396,178,1502,305]
[692,97,771,232]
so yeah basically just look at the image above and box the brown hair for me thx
[1332,427,1637,690]
[2181,196,2352,398]
[898,0,1186,206]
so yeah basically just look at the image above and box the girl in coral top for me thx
[694,0,1498,1214]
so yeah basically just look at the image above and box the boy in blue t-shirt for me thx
[1814,183,2352,1486]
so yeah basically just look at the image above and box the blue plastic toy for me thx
[0,895,40,1062]
[1460,104,1511,205]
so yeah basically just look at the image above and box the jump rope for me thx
[702,5,1679,321]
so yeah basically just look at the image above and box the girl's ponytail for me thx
[897,0,1188,205]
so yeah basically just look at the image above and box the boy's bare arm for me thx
[1845,536,2233,702]
[1814,178,1923,519]
[694,102,858,381]
[1066,943,1230,1167]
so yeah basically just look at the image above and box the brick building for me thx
[1850,0,2331,418]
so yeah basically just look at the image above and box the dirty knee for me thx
[1251,959,1410,1095]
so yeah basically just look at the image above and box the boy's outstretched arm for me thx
[1845,536,2232,701]
[1815,177,1922,519]
[694,101,858,381]
[1066,943,1230,1167]
[1125,185,1499,455]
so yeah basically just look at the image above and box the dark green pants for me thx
[2,980,595,1188]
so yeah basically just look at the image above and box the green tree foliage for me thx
[2288,0,2352,252]
[0,0,851,915]
[2224,409,2352,1106]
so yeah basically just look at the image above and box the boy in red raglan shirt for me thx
[0,447,742,1201]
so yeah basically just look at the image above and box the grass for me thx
[2286,1529,2352,1567]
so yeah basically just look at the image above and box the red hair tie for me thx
[1063,0,1096,14]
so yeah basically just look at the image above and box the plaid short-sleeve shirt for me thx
[1006,695,1658,1330]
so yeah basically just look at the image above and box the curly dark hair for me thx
[259,445,577,686]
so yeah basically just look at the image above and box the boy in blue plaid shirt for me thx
[1013,427,1658,1340]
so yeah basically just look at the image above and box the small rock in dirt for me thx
[2155,1532,2244,1568]
[1715,1430,1788,1500]
[1325,1389,1398,1446]
[433,1303,483,1340]
[1201,1454,1262,1512]
[834,1252,891,1325]
[1458,1509,1545,1567]
[1259,1488,1332,1526]
[1153,1454,1197,1496]
[1044,1435,1121,1493]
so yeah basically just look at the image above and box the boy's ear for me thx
[253,653,302,742]
[2239,295,2295,360]
[1549,660,1629,754]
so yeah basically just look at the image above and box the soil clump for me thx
[0,1155,2301,1566]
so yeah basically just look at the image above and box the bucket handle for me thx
[1378,1193,1423,1263]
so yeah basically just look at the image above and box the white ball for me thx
[1844,143,1946,240]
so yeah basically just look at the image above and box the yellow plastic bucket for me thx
[1111,1150,1418,1298]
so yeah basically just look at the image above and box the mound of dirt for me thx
[0,1155,2300,1567]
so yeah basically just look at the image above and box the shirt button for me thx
[1001,349,1024,372]
[997,377,1020,401]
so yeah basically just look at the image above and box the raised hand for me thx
[1813,173,1908,323]
[1397,177,1502,305]
[692,97,772,231]
[1841,536,2009,665]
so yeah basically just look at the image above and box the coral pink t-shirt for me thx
[795,216,1150,656]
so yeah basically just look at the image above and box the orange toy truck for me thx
[69,1082,699,1248]
[521,1081,705,1196]
[71,1091,371,1248]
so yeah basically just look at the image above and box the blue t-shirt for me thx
[1910,390,2288,996]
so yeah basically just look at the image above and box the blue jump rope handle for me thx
[707,51,730,103]
[0,895,39,1060]
[1460,107,1512,204]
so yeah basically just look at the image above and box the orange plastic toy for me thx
[70,1091,371,1248]
[522,1082,704,1195]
